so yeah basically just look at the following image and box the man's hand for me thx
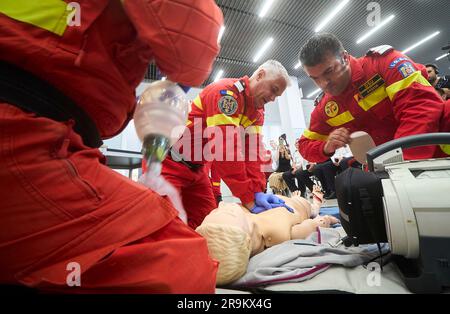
[307,162,316,173]
[323,128,351,155]
[250,192,294,214]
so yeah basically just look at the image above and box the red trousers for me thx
[161,157,217,230]
[0,104,217,293]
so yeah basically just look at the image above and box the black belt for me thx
[169,149,203,170]
[0,60,102,148]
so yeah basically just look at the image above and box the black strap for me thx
[169,149,203,170]
[0,61,102,148]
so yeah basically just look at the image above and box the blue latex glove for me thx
[251,192,294,214]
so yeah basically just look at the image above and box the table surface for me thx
[102,148,143,170]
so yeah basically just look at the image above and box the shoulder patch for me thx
[366,45,394,56]
[324,101,339,118]
[218,95,238,116]
[397,62,416,78]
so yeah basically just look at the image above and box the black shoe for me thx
[324,191,336,200]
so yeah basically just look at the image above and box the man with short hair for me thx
[426,63,450,89]
[162,60,293,229]
[297,33,447,163]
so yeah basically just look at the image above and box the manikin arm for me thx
[291,216,339,239]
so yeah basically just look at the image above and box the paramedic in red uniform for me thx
[162,60,292,229]
[206,162,223,206]
[0,0,223,293]
[296,33,447,163]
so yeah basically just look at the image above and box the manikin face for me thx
[251,70,288,109]
[303,52,352,96]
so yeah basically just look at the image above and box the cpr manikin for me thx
[196,187,339,285]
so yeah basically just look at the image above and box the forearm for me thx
[290,219,319,239]
[299,136,330,163]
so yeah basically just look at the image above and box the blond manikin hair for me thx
[196,223,251,286]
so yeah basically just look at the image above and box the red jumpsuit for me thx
[0,0,223,293]
[161,76,268,229]
[205,162,222,205]
[299,46,447,163]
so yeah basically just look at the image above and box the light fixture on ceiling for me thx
[253,37,274,63]
[356,14,395,44]
[218,26,225,44]
[314,0,350,33]
[307,88,322,98]
[161,76,166,81]
[402,31,440,55]
[259,0,275,18]
[436,53,449,61]
[213,70,224,82]
[294,61,302,69]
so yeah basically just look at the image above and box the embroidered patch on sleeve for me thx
[397,62,416,78]
[218,95,238,115]
[324,101,339,117]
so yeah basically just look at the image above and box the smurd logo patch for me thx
[218,95,238,116]
[325,101,339,118]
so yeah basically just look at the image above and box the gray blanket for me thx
[232,227,389,287]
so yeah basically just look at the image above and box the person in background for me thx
[426,63,450,89]
[275,134,292,173]
[282,139,304,195]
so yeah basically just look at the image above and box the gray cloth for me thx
[232,227,389,287]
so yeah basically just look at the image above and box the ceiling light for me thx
[161,76,166,81]
[294,61,302,69]
[315,0,350,33]
[436,53,449,61]
[307,88,322,98]
[259,0,275,18]
[213,70,224,82]
[218,26,225,44]
[253,37,274,63]
[356,15,395,44]
[402,31,440,55]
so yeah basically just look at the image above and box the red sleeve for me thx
[202,89,261,204]
[379,50,445,159]
[242,112,267,194]
[298,106,333,163]
[123,0,223,86]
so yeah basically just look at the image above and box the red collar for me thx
[238,75,257,112]
[239,76,251,97]
[349,55,365,85]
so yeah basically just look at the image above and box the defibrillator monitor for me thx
[335,133,450,293]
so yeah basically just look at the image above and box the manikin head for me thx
[248,60,290,109]
[299,33,352,96]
